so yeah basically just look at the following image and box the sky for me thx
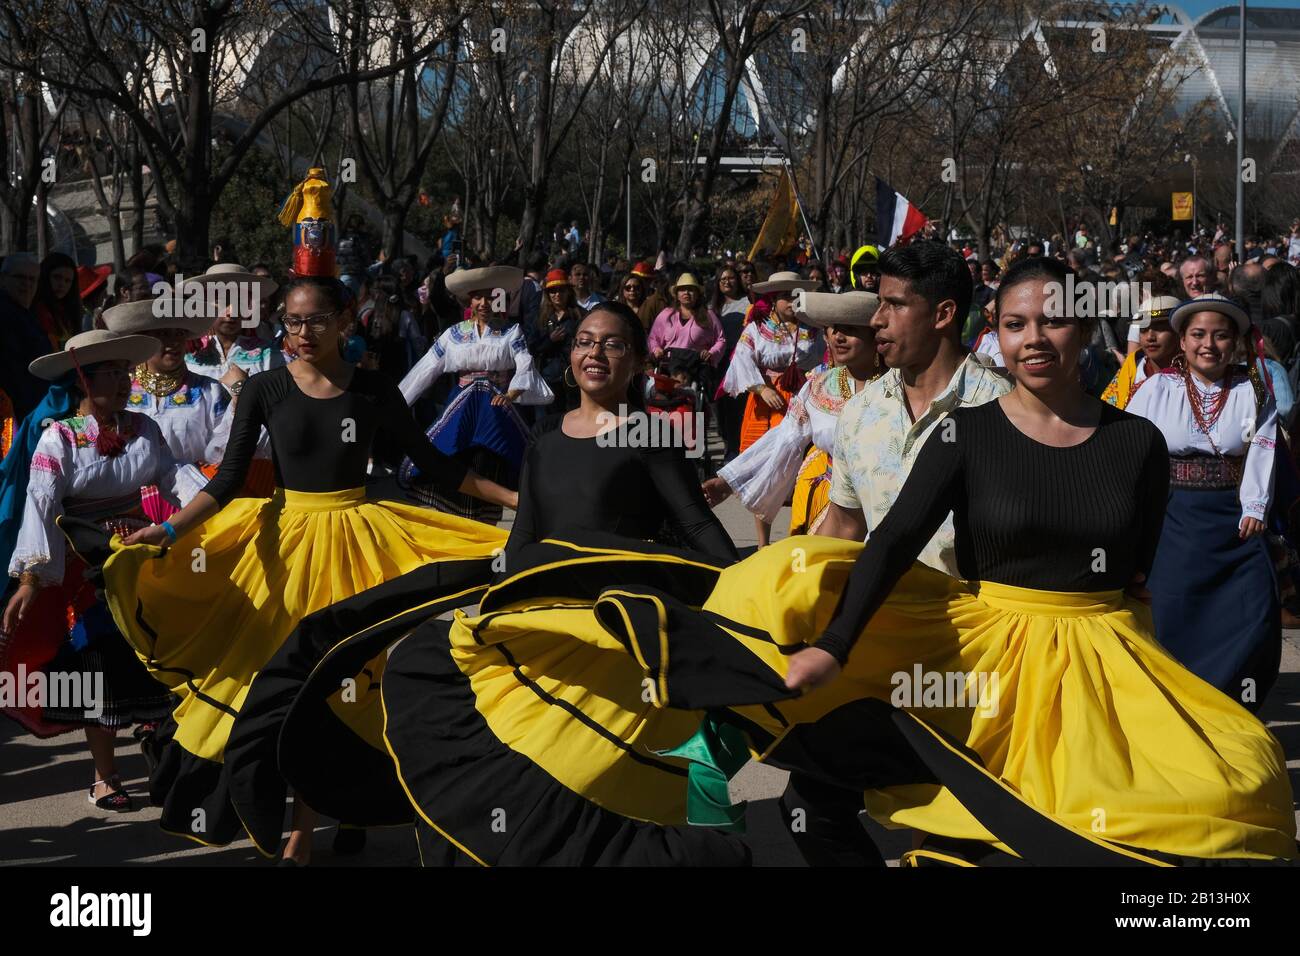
[1148,0,1300,17]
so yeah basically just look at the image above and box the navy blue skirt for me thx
[398,379,531,521]
[1148,487,1280,710]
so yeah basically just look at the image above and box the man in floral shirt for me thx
[821,241,1011,576]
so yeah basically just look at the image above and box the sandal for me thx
[88,775,134,812]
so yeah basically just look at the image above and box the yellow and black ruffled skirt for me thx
[253,535,752,864]
[98,486,507,854]
[252,533,1297,866]
[595,536,1298,865]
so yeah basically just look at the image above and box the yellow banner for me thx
[748,168,799,262]
[1171,192,1193,221]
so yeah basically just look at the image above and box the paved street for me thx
[3,491,1298,867]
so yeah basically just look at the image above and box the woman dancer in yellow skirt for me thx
[703,291,881,536]
[597,258,1296,864]
[245,265,1295,865]
[99,275,513,864]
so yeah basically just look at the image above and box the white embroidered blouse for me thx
[9,412,195,585]
[398,320,553,406]
[1126,367,1277,522]
[127,370,230,466]
[718,365,860,523]
[721,317,824,395]
[186,334,284,382]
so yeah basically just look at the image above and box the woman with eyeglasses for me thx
[397,265,553,523]
[254,301,744,867]
[2,331,188,812]
[88,275,515,864]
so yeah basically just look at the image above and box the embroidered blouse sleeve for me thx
[506,325,555,404]
[398,329,450,405]
[1239,386,1277,523]
[143,416,188,508]
[9,425,73,585]
[721,324,764,395]
[717,375,814,522]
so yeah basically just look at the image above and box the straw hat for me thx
[797,291,879,329]
[29,330,160,381]
[100,298,212,338]
[445,265,524,303]
[748,270,819,295]
[670,272,704,295]
[1169,293,1250,335]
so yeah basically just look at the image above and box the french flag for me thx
[876,178,927,248]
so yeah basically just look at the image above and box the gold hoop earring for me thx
[564,366,578,388]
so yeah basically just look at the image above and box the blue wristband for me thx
[160,521,178,543]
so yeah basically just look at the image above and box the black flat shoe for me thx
[88,776,133,812]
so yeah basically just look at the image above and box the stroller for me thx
[645,347,715,478]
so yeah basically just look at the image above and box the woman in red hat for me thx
[530,268,583,411]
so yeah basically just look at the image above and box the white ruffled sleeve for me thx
[722,324,764,395]
[9,427,71,586]
[506,325,555,405]
[142,416,188,509]
[717,376,814,522]
[1240,389,1277,523]
[205,390,271,464]
[398,330,449,405]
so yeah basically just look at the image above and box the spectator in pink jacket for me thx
[647,272,726,366]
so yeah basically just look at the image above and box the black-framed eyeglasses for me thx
[282,311,339,333]
[572,335,630,357]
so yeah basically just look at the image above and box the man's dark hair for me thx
[1262,261,1298,319]
[877,239,973,326]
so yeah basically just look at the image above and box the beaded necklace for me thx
[1183,364,1234,441]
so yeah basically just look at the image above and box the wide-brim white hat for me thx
[797,291,879,328]
[100,298,212,338]
[1170,293,1250,335]
[749,271,820,295]
[181,262,278,301]
[445,266,523,303]
[29,330,160,381]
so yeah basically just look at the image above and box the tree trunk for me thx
[382,202,407,259]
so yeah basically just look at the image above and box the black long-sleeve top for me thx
[204,365,468,507]
[815,400,1169,662]
[507,414,738,561]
